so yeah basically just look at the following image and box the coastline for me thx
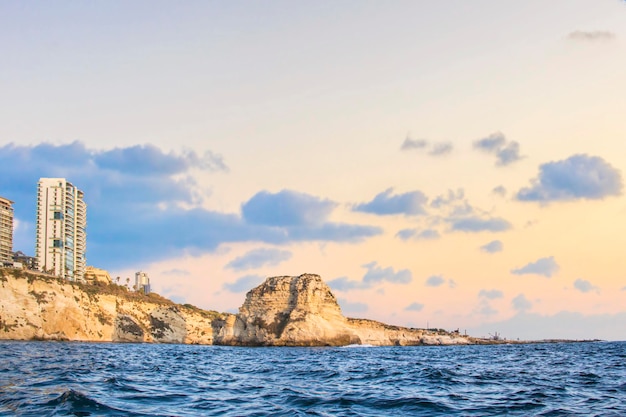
[0,268,606,346]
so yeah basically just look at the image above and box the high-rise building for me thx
[0,196,14,264]
[135,271,151,294]
[35,178,87,281]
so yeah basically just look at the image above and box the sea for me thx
[0,341,624,416]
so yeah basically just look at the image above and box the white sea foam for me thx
[340,343,376,348]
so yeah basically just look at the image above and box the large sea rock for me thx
[0,269,473,346]
[214,274,360,346]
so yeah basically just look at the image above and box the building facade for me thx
[12,251,37,270]
[135,271,151,294]
[84,266,112,285]
[0,196,14,264]
[35,178,87,281]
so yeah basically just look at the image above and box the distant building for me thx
[135,271,151,294]
[84,266,112,285]
[12,251,37,270]
[35,178,87,281]
[0,196,14,264]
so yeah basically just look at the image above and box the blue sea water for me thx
[0,341,624,416]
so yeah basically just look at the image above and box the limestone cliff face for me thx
[1,269,473,346]
[346,318,471,346]
[215,274,359,346]
[0,270,226,344]
[213,273,472,346]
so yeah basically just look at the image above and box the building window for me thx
[53,211,62,220]
[53,239,63,248]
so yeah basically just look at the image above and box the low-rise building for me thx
[12,251,38,270]
[84,266,112,285]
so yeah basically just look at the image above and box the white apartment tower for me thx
[36,178,87,281]
[135,271,151,294]
[0,196,14,263]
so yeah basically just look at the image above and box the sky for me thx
[1,0,626,341]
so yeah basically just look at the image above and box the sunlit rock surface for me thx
[0,269,473,346]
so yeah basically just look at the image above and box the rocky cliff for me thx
[216,274,360,346]
[0,269,225,344]
[0,269,472,346]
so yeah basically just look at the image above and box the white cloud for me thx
[512,294,532,312]
[573,279,599,294]
[226,248,292,271]
[511,257,559,278]
[567,30,616,42]
[516,154,622,203]
[479,289,504,300]
[473,132,523,166]
[480,240,503,253]
[405,302,424,312]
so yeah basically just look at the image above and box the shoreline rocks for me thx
[0,269,537,346]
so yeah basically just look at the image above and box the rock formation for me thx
[0,269,222,344]
[0,269,474,346]
[216,274,360,346]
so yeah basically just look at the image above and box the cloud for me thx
[516,154,622,203]
[400,137,453,156]
[0,141,223,207]
[328,276,364,291]
[468,311,626,341]
[474,133,505,152]
[400,138,428,150]
[567,30,616,42]
[95,144,228,175]
[429,142,453,156]
[242,190,336,227]
[473,132,523,166]
[363,262,412,285]
[425,275,445,287]
[423,275,455,288]
[328,262,412,290]
[476,300,498,316]
[573,279,599,294]
[492,186,507,197]
[405,302,424,312]
[430,189,465,210]
[429,189,512,233]
[223,275,265,293]
[161,268,191,276]
[285,222,382,242]
[496,142,522,166]
[480,240,503,253]
[0,142,381,269]
[354,188,428,216]
[479,289,504,300]
[448,216,511,233]
[226,248,292,271]
[338,298,369,314]
[395,228,440,241]
[435,189,494,220]
[512,294,532,312]
[511,256,559,278]
[396,229,416,240]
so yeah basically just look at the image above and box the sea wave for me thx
[0,341,624,416]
